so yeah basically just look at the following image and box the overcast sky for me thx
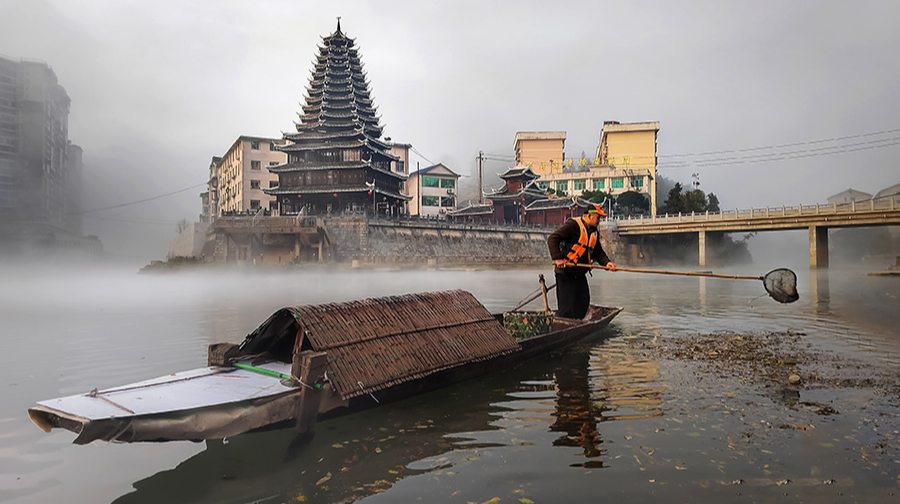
[2,0,898,263]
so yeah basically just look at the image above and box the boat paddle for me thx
[566,263,799,304]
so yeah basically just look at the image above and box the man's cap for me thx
[586,204,607,217]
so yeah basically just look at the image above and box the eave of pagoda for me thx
[298,109,361,122]
[267,160,369,173]
[266,184,411,201]
[296,119,356,130]
[283,128,365,142]
[278,138,399,158]
[294,113,378,129]
[485,187,547,203]
[267,161,408,182]
[279,139,368,151]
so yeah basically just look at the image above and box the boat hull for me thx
[28,305,621,444]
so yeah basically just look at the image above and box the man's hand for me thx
[553,259,568,268]
[606,262,617,271]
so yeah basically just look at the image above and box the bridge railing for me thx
[615,197,897,225]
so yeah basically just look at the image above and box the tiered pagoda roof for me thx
[266,20,410,205]
[498,166,540,181]
[484,178,548,203]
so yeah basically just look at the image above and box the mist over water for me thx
[1,262,898,503]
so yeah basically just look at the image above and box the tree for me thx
[580,189,612,204]
[707,192,721,212]
[683,189,708,213]
[662,182,685,214]
[616,190,650,215]
[176,218,190,235]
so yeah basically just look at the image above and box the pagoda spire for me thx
[336,16,342,34]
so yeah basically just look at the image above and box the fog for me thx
[2,0,899,265]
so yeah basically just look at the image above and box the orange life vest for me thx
[565,217,598,263]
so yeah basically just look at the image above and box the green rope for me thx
[233,362,291,380]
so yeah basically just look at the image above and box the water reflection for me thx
[809,269,831,315]
[547,333,666,468]
[5,265,900,504]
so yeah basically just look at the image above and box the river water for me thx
[1,259,898,504]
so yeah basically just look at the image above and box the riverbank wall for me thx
[207,216,621,266]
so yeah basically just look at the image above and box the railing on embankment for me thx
[211,215,319,233]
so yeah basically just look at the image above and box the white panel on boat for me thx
[35,361,295,420]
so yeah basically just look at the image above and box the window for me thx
[421,176,439,187]
[440,178,455,189]
[269,180,279,188]
[269,141,277,150]
[593,179,605,189]
[269,200,277,210]
[537,181,550,189]
[250,140,260,150]
[269,161,279,166]
[250,180,260,189]
[421,195,440,206]
[251,160,261,170]
[250,199,260,210]
[395,160,405,173]
[630,176,644,187]
[573,179,586,191]
[440,196,455,207]
[611,177,624,189]
[556,180,569,191]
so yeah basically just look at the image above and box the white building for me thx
[407,163,460,217]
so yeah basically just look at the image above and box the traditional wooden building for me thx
[524,197,591,226]
[484,166,548,223]
[265,21,410,215]
[446,202,494,223]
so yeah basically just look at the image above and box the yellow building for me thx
[521,121,660,215]
[214,136,286,215]
[534,164,654,207]
[514,131,566,175]
[595,121,660,215]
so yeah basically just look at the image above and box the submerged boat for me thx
[28,289,621,444]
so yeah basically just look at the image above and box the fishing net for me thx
[762,268,799,304]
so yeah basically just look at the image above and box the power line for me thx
[659,135,900,169]
[409,145,434,166]
[72,182,207,215]
[86,214,176,226]
[659,126,900,159]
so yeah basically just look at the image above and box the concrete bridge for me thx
[615,198,900,268]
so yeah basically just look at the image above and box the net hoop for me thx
[762,268,799,304]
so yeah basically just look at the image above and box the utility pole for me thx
[416,161,420,216]
[477,151,484,204]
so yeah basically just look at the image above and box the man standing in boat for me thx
[548,204,616,319]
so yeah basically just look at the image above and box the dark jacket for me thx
[548,218,611,275]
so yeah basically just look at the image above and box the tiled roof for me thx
[446,203,494,216]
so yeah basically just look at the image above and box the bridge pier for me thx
[809,225,829,269]
[698,230,707,267]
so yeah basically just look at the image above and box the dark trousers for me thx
[555,273,590,319]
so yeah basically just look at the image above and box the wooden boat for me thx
[27,290,621,444]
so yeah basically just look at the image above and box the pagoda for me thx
[266,20,410,215]
[483,166,548,223]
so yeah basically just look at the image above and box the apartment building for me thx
[0,56,78,231]
[212,136,286,215]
